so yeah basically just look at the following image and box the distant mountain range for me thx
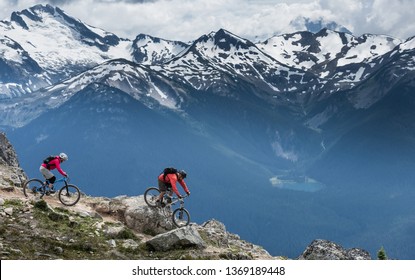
[1,4,415,259]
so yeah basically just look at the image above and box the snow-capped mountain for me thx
[0,5,129,97]
[1,5,130,72]
[258,29,401,78]
[153,28,321,104]
[132,34,189,65]
[2,4,415,260]
[1,5,410,106]
[0,34,48,98]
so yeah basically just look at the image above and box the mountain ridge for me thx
[1,4,411,105]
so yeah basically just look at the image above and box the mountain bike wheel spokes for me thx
[172,208,190,228]
[58,184,81,206]
[23,179,45,200]
[144,187,160,207]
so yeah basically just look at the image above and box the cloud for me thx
[0,0,413,41]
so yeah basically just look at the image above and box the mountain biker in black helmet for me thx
[157,169,190,206]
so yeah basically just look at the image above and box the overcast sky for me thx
[1,0,414,42]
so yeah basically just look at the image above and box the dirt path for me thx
[0,187,117,223]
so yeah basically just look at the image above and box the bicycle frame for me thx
[163,194,189,208]
[47,177,69,186]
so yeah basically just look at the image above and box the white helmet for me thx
[59,152,68,161]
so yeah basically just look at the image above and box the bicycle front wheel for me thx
[58,184,81,206]
[144,187,160,207]
[23,179,45,200]
[172,208,190,227]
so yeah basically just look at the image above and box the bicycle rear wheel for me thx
[144,187,160,207]
[23,179,45,200]
[58,184,81,206]
[172,208,190,227]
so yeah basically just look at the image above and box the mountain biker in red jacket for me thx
[157,170,190,206]
[39,153,68,192]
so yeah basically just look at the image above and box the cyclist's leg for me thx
[166,189,173,203]
[157,180,168,205]
[40,166,55,190]
[47,176,56,193]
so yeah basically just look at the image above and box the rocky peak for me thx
[0,132,27,189]
[0,132,20,167]
[298,239,371,260]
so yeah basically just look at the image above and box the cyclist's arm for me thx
[167,174,181,196]
[54,160,67,177]
[178,179,190,194]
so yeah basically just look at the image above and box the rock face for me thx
[91,195,181,235]
[0,132,27,189]
[0,132,20,167]
[298,239,371,260]
[89,195,275,258]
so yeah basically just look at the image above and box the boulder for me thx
[146,226,206,251]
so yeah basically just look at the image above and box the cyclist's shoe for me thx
[166,196,172,203]
[49,186,56,194]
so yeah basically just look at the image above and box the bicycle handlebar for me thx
[168,194,189,200]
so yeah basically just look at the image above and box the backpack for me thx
[163,167,177,180]
[43,155,57,168]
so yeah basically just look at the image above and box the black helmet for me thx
[178,170,187,179]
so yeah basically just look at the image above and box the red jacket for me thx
[158,173,189,196]
[41,157,67,177]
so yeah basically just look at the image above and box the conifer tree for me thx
[377,246,388,260]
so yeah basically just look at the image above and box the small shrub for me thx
[0,225,7,235]
[48,212,67,222]
[377,246,388,260]
[116,228,136,240]
[4,199,23,207]
[34,200,49,211]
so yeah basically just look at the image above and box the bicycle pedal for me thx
[156,202,166,208]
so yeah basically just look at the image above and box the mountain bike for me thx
[23,177,81,206]
[144,187,190,228]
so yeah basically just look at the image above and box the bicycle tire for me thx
[23,179,45,199]
[172,208,190,227]
[58,184,81,206]
[144,187,160,207]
